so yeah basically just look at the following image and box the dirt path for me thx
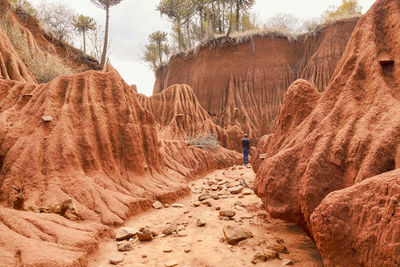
[88,166,323,267]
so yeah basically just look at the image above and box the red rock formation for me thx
[138,84,244,151]
[310,171,400,267]
[154,18,358,139]
[253,0,400,265]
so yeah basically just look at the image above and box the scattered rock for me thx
[251,250,280,264]
[109,254,124,265]
[201,200,212,207]
[151,230,159,237]
[215,206,221,211]
[220,210,236,218]
[234,201,244,207]
[229,186,244,194]
[162,225,177,235]
[211,185,219,191]
[165,262,178,267]
[116,227,137,241]
[177,230,188,237]
[242,188,253,195]
[184,248,191,253]
[223,224,253,245]
[172,203,184,208]
[238,194,244,198]
[152,201,163,209]
[193,201,201,207]
[164,203,169,208]
[137,227,153,241]
[207,180,216,186]
[196,218,206,227]
[163,248,173,253]
[269,243,289,254]
[117,241,134,251]
[198,193,211,201]
[183,210,190,214]
[210,194,219,200]
[282,259,294,265]
[41,116,53,122]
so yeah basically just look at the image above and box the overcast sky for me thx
[29,0,376,96]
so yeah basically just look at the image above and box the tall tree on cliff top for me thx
[72,15,96,54]
[232,0,255,32]
[90,0,123,67]
[323,0,362,21]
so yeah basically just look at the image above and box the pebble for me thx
[219,210,236,217]
[196,218,206,227]
[152,201,163,209]
[172,203,184,208]
[117,241,134,251]
[109,254,124,265]
[162,225,176,235]
[193,201,201,207]
[163,248,173,253]
[165,262,178,267]
[229,186,244,194]
[184,248,191,253]
[282,259,294,265]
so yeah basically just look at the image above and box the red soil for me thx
[253,0,400,265]
[138,84,244,152]
[154,18,358,139]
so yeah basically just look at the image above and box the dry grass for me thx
[0,12,73,83]
[185,134,220,150]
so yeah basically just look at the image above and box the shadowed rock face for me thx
[253,0,400,265]
[154,18,358,139]
[138,84,244,152]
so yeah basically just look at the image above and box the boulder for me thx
[223,224,253,245]
[116,227,137,241]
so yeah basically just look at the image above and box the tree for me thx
[265,13,299,33]
[323,0,362,21]
[232,0,255,32]
[90,0,123,67]
[87,21,111,63]
[72,15,96,54]
[143,31,170,71]
[35,1,74,42]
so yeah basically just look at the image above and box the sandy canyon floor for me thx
[88,166,323,267]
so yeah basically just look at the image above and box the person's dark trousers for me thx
[243,148,250,165]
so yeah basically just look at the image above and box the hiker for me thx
[241,133,250,166]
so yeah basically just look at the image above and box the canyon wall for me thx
[253,0,400,265]
[154,18,358,139]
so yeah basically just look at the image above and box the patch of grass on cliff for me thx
[0,13,72,83]
[185,134,220,150]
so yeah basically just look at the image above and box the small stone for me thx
[164,203,169,208]
[163,248,173,253]
[201,200,212,207]
[177,230,188,237]
[196,218,206,227]
[184,210,190,214]
[238,194,244,198]
[269,243,289,254]
[251,250,280,264]
[162,225,177,235]
[41,116,53,122]
[198,193,211,201]
[141,255,147,258]
[234,201,244,207]
[242,188,253,195]
[219,210,236,218]
[109,254,124,265]
[165,262,178,267]
[118,241,134,251]
[215,206,221,211]
[282,259,294,265]
[172,203,184,208]
[152,201,163,209]
[193,201,201,207]
[184,248,191,253]
[210,194,219,200]
[116,227,137,241]
[219,237,225,243]
[151,231,159,237]
[211,185,219,191]
[229,186,244,194]
[207,180,216,186]
[223,224,253,245]
[137,227,153,241]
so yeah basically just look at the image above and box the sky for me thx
[29,0,376,96]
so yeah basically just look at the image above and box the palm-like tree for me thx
[72,15,96,54]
